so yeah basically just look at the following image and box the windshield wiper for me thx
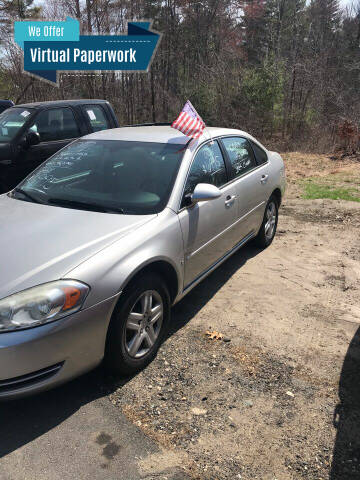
[12,187,44,204]
[47,197,124,214]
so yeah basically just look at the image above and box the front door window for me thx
[30,107,79,142]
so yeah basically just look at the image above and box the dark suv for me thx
[0,99,119,193]
[0,100,14,114]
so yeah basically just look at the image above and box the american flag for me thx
[171,100,205,139]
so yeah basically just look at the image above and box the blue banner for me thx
[14,17,79,48]
[15,19,161,85]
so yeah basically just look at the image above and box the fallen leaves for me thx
[205,330,224,340]
[231,346,260,377]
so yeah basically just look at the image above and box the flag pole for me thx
[205,126,214,145]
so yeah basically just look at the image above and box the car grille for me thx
[0,362,64,393]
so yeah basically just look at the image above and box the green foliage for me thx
[0,69,11,98]
[302,179,360,202]
[230,60,285,133]
[0,0,40,20]
[188,86,218,125]
[241,62,283,113]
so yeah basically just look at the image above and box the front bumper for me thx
[0,294,119,400]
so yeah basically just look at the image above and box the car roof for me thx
[82,125,252,145]
[15,99,109,109]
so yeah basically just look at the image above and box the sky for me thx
[339,0,358,7]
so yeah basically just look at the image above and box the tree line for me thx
[0,0,359,152]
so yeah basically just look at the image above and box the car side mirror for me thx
[20,131,40,149]
[189,183,222,205]
[26,130,40,146]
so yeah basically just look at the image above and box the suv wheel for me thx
[105,273,170,376]
[254,195,278,248]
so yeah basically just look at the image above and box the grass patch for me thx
[302,179,360,202]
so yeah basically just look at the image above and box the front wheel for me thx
[104,273,170,376]
[254,195,279,248]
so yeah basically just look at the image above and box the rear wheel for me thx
[254,195,278,248]
[104,273,170,376]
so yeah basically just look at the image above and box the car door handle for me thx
[225,195,236,207]
[260,174,269,184]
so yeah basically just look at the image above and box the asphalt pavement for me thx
[0,368,188,480]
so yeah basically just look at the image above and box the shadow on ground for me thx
[169,243,260,337]
[0,243,261,459]
[331,327,360,479]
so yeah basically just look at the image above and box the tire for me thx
[104,272,170,376]
[254,195,279,248]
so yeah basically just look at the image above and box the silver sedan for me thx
[0,126,286,399]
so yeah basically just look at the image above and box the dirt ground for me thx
[108,153,360,480]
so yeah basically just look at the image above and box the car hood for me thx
[0,195,156,300]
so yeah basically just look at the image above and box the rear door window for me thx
[221,137,257,178]
[84,105,110,132]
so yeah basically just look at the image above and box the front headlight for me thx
[0,280,89,332]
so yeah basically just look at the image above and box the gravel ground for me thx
[106,153,360,480]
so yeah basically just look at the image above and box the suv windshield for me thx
[15,139,185,214]
[0,107,34,142]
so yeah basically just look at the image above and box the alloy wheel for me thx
[124,290,163,359]
[265,201,277,240]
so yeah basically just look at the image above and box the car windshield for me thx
[0,107,34,142]
[15,139,185,215]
